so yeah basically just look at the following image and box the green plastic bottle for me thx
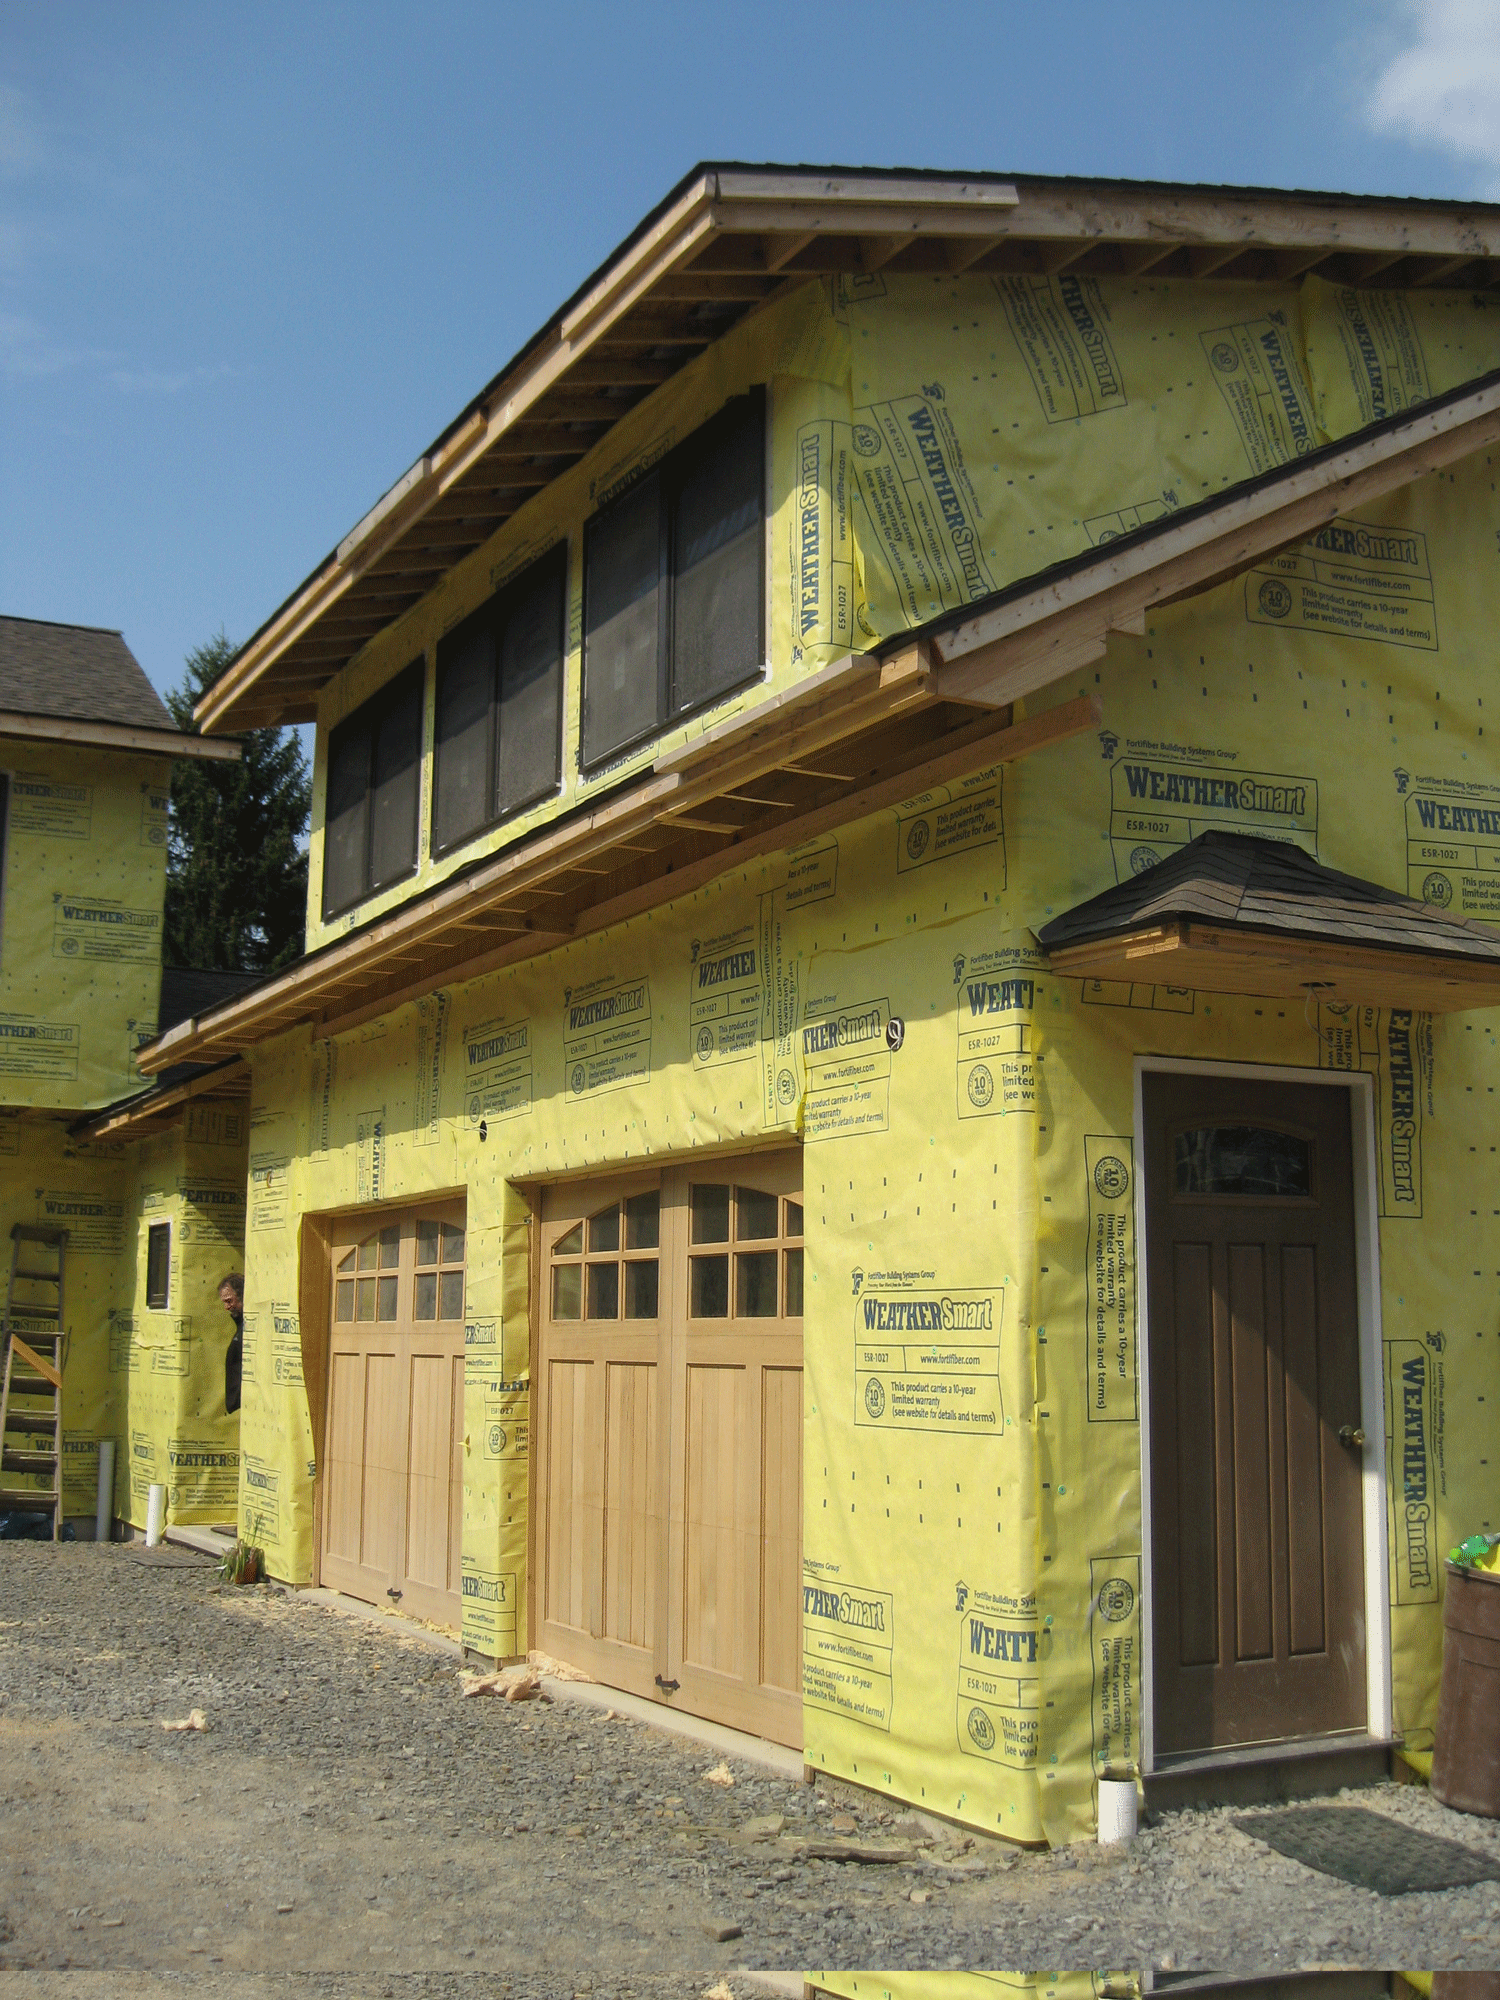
[1447,1531,1500,1568]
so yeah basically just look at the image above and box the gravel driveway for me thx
[3,1542,1499,1988]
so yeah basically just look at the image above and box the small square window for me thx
[146,1223,171,1311]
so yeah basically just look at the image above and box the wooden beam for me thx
[763,230,818,272]
[0,712,241,762]
[1187,244,1250,278]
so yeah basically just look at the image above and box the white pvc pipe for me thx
[1098,1777,1139,1844]
[145,1483,167,1547]
[95,1440,115,1543]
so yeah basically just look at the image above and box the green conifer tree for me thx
[164,633,311,973]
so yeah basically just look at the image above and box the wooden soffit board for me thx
[197,166,1500,732]
[1048,924,1500,1013]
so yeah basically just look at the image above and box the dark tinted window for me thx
[670,396,763,714]
[583,475,663,767]
[146,1222,171,1311]
[432,545,565,854]
[582,391,764,769]
[1174,1125,1313,1199]
[321,660,424,918]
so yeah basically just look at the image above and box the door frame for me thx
[1133,1056,1393,1774]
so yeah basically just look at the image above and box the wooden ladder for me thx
[0,1225,68,1540]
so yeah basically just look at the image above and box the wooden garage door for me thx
[321,1201,467,1628]
[535,1153,803,1747]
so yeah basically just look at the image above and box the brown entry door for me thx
[536,1154,804,1747]
[321,1202,467,1628]
[1143,1074,1366,1755]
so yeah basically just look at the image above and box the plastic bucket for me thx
[1097,1777,1138,1843]
[1431,1560,1500,1817]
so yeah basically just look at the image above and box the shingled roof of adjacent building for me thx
[1037,830,1500,964]
[0,616,175,730]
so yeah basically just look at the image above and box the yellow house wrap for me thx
[154,171,1500,1848]
[0,620,245,1537]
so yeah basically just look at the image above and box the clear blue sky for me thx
[3,1,1497,703]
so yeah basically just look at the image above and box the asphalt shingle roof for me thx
[1036,830,1500,965]
[0,616,173,731]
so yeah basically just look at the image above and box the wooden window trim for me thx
[321,658,425,922]
[579,388,766,774]
[431,543,567,862]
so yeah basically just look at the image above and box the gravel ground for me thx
[2,1544,1499,1985]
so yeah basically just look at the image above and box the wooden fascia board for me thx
[931,380,1500,708]
[0,712,241,761]
[1047,923,1500,1011]
[143,690,1098,1071]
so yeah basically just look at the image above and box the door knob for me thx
[1338,1425,1366,1449]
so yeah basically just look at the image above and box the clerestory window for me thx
[581,390,765,771]
[321,660,424,920]
[431,543,566,856]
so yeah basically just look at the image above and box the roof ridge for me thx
[0,613,125,638]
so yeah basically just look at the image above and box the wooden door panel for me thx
[1283,1245,1327,1656]
[543,1357,594,1635]
[360,1351,401,1583]
[1228,1243,1273,1665]
[1145,1074,1366,1755]
[1171,1239,1218,1669]
[323,1350,364,1567]
[405,1350,455,1593]
[680,1362,746,1679]
[760,1365,803,1695]
[448,1353,465,1606]
[602,1360,657,1651]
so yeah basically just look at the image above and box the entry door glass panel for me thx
[1144,1076,1365,1755]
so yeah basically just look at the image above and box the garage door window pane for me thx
[582,471,662,767]
[735,1250,778,1318]
[691,1254,729,1319]
[551,1262,582,1319]
[370,669,422,890]
[624,1259,658,1319]
[433,619,493,852]
[690,1184,730,1244]
[377,1275,398,1321]
[497,550,564,815]
[671,398,763,715]
[586,1262,619,1320]
[439,1270,464,1321]
[414,1272,437,1320]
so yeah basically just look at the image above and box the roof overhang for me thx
[0,712,241,761]
[73,1058,250,1142]
[1047,920,1500,1012]
[195,165,1500,734]
[1038,832,1500,1013]
[141,368,1500,1073]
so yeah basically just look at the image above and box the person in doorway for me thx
[219,1272,244,1416]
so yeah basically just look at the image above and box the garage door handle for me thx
[1338,1425,1366,1449]
[654,1674,680,1694]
